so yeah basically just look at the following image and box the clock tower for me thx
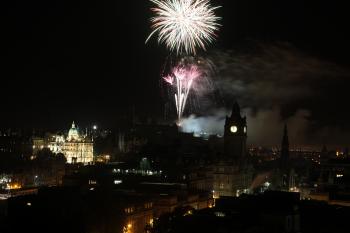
[224,102,247,160]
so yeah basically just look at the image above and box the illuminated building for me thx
[49,122,93,164]
[123,201,153,233]
[95,154,111,164]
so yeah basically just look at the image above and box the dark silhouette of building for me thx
[152,191,303,233]
[213,102,253,197]
[278,124,295,191]
[224,102,247,160]
[320,145,329,164]
[0,131,33,174]
[280,124,290,171]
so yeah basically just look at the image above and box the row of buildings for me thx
[2,102,350,233]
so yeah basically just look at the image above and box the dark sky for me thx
[1,0,349,133]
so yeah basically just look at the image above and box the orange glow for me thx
[7,183,21,190]
[123,223,133,233]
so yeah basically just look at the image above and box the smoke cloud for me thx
[181,42,350,146]
[181,107,310,146]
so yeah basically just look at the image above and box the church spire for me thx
[280,124,289,170]
[72,121,76,129]
[282,124,289,148]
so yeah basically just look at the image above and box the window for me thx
[88,180,97,185]
[124,207,134,214]
[144,202,153,209]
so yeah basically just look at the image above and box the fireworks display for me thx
[146,0,221,124]
[146,0,221,55]
[164,64,201,122]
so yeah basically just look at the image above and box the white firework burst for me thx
[146,0,221,55]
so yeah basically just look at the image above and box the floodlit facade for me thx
[49,122,93,164]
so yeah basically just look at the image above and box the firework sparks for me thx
[146,0,221,55]
[164,64,201,122]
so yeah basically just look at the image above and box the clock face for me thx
[230,126,238,133]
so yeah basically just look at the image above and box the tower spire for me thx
[224,101,247,160]
[283,124,289,147]
[231,101,241,118]
[280,124,289,170]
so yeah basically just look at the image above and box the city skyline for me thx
[2,0,350,146]
[1,2,350,231]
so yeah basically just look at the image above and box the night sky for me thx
[1,0,350,144]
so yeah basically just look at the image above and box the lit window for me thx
[88,180,97,185]
[114,180,122,185]
[144,202,153,209]
[125,207,134,214]
[214,212,225,217]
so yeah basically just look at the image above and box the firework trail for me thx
[164,64,201,122]
[146,0,221,55]
[146,0,222,123]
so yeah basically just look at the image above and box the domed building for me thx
[49,122,94,164]
[67,121,80,141]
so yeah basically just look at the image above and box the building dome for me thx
[67,121,80,141]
